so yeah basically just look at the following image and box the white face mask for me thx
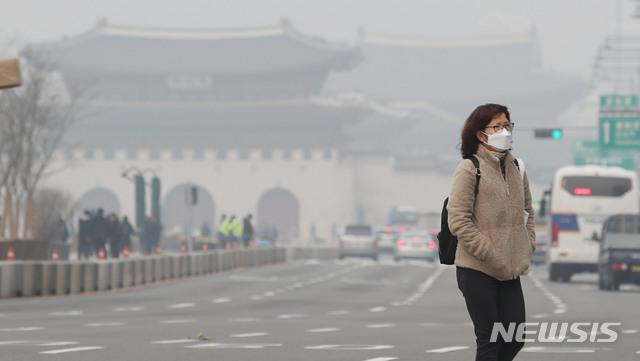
[482,128,512,152]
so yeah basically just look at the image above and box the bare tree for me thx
[0,48,87,239]
[32,187,74,241]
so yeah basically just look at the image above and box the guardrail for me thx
[0,246,339,299]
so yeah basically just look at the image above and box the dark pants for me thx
[456,267,526,361]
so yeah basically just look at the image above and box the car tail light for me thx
[551,223,559,248]
[573,187,592,195]
[384,227,392,233]
[397,241,405,247]
[611,263,627,271]
[428,241,436,248]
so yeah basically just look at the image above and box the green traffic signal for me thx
[534,128,563,139]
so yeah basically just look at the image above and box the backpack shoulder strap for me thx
[466,155,481,194]
[514,158,525,181]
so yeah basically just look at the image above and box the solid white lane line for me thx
[40,346,104,354]
[426,346,470,353]
[168,303,196,309]
[0,327,44,331]
[394,266,446,305]
[151,339,197,344]
[231,333,268,338]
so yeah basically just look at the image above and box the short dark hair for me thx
[459,103,510,158]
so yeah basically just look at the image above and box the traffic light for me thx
[534,128,563,139]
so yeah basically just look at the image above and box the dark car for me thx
[598,214,640,291]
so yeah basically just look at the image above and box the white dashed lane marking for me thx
[211,297,231,303]
[40,346,104,354]
[521,346,597,353]
[185,343,282,349]
[230,317,262,322]
[328,310,350,316]
[306,344,394,350]
[114,306,145,312]
[231,333,268,338]
[278,314,306,319]
[160,319,196,324]
[84,322,126,327]
[0,341,77,346]
[49,311,83,316]
[168,302,196,309]
[364,358,398,361]
[366,324,396,329]
[306,328,340,333]
[426,346,470,353]
[151,339,197,344]
[369,307,386,313]
[0,327,44,332]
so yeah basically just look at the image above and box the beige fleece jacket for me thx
[448,145,536,280]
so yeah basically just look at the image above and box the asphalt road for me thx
[0,253,638,360]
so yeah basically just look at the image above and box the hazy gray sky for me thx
[1,0,639,80]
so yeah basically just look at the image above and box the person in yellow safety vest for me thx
[218,214,230,249]
[229,215,243,248]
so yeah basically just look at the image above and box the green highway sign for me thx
[574,140,635,170]
[598,117,640,149]
[600,94,638,109]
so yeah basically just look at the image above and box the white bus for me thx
[540,165,639,282]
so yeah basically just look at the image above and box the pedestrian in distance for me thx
[91,208,108,258]
[106,213,122,258]
[218,214,229,249]
[229,215,242,248]
[77,209,93,259]
[242,214,254,247]
[447,104,536,361]
[120,216,135,253]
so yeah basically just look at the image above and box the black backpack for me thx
[437,156,480,265]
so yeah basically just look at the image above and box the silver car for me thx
[393,230,438,262]
[374,227,399,252]
[339,224,379,261]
